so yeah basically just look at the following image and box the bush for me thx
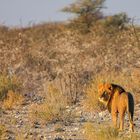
[0,74,21,101]
[84,80,99,111]
[31,84,69,123]
[0,125,6,139]
[102,13,129,29]
[3,90,24,110]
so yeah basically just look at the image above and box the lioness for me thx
[98,83,134,132]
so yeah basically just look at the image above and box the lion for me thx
[98,83,134,132]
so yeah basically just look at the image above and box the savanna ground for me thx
[0,20,140,140]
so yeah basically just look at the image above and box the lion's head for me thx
[98,83,113,106]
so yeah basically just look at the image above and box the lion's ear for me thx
[98,83,104,91]
[105,83,113,91]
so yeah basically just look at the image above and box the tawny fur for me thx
[98,83,134,132]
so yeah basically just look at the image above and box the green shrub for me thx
[103,13,129,29]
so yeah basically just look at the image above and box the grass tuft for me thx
[2,90,24,110]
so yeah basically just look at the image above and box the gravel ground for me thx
[0,100,140,140]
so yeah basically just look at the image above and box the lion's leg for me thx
[128,113,134,132]
[111,112,118,128]
[119,112,125,131]
[129,120,134,132]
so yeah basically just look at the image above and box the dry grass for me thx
[84,79,99,111]
[0,18,139,140]
[15,133,26,140]
[0,23,139,104]
[0,16,140,140]
[84,122,119,140]
[0,74,22,101]
[2,90,24,110]
[31,83,69,123]
[83,122,140,140]
[0,22,139,121]
[0,124,7,139]
[0,74,23,110]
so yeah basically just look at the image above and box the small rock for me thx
[54,137,63,140]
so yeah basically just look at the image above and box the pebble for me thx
[0,100,140,139]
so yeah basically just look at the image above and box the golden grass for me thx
[0,124,7,139]
[0,23,139,106]
[83,122,119,140]
[15,133,26,140]
[2,90,24,110]
[0,74,22,101]
[84,79,99,111]
[31,83,68,122]
[83,122,140,140]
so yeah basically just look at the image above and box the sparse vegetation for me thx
[84,122,140,140]
[0,125,6,139]
[2,90,24,110]
[0,1,140,138]
[85,79,99,111]
[0,74,22,101]
[84,122,119,140]
[0,74,23,110]
[31,84,69,123]
[0,21,139,138]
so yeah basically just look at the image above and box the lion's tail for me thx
[127,92,134,131]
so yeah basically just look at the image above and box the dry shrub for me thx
[0,74,21,101]
[84,79,99,111]
[2,90,24,110]
[84,72,112,111]
[58,71,81,105]
[0,125,7,139]
[31,84,69,122]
